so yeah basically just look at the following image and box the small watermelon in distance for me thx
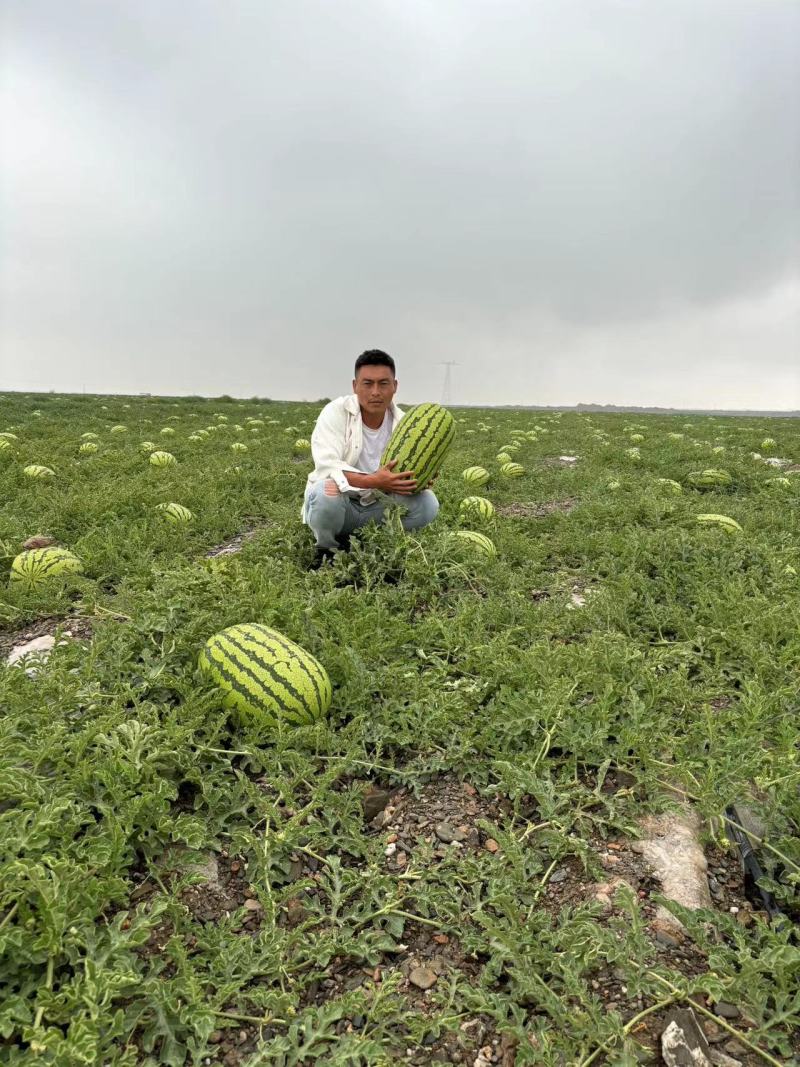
[198,623,332,730]
[459,496,495,521]
[149,451,177,467]
[696,513,742,534]
[500,462,525,477]
[380,402,455,493]
[687,469,732,489]
[79,442,98,454]
[23,464,55,478]
[156,502,194,523]
[496,452,512,465]
[451,530,497,557]
[463,466,490,488]
[10,547,84,589]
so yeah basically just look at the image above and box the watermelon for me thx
[199,623,332,729]
[463,467,490,487]
[500,462,525,477]
[156,502,194,523]
[496,452,512,465]
[380,403,455,494]
[655,478,682,493]
[451,530,497,557]
[459,496,495,521]
[687,469,732,489]
[149,451,177,466]
[23,465,55,478]
[231,442,248,452]
[0,439,13,453]
[294,438,311,452]
[79,442,98,454]
[160,427,176,436]
[11,547,84,588]
[765,477,791,489]
[696,513,742,534]
[110,425,127,434]
[0,432,19,441]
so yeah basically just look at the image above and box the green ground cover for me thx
[1,393,798,1065]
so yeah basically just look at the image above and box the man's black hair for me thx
[354,350,396,377]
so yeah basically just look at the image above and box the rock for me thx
[636,807,712,933]
[709,1053,742,1067]
[435,822,459,844]
[661,1008,712,1066]
[550,868,568,884]
[22,534,57,550]
[7,634,57,671]
[713,1001,740,1020]
[722,1040,746,1058]
[484,839,499,853]
[731,803,768,848]
[653,920,683,949]
[243,898,262,912]
[363,787,393,823]
[408,965,438,990]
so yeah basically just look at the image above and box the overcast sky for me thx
[2,0,799,409]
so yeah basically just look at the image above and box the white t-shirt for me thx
[357,412,393,474]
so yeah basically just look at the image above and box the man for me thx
[301,350,440,565]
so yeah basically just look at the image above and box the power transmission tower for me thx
[439,361,460,405]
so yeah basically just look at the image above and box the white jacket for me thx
[301,394,405,522]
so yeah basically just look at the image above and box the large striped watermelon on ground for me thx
[199,623,332,729]
[696,513,742,534]
[23,465,55,478]
[10,547,84,588]
[462,466,490,488]
[459,496,495,521]
[500,462,525,478]
[149,450,177,467]
[451,530,497,557]
[380,403,455,493]
[155,502,194,523]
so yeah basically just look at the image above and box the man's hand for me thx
[372,458,417,495]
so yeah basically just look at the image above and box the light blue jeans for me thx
[305,478,440,550]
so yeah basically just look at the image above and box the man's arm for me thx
[345,462,420,495]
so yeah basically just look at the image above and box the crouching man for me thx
[301,350,440,566]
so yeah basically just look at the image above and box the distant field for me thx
[1,392,798,1066]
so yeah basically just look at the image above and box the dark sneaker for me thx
[309,546,337,570]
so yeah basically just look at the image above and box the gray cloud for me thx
[2,0,799,406]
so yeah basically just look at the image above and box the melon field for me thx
[1,392,799,1066]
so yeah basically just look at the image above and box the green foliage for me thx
[1,395,799,1063]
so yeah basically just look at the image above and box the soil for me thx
[496,498,578,519]
[204,518,273,558]
[121,770,791,1066]
[0,612,94,661]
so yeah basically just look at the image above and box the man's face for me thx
[353,365,397,416]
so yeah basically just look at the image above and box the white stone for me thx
[7,634,57,675]
[635,808,711,933]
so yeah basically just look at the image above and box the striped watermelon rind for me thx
[500,462,525,477]
[23,465,55,478]
[199,623,332,729]
[10,547,84,588]
[459,496,495,521]
[696,513,742,534]
[451,530,497,557]
[156,502,194,523]
[149,451,177,466]
[380,403,455,493]
[462,466,490,487]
